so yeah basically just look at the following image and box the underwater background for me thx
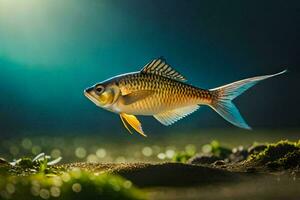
[1,2,300,200]
[0,0,299,143]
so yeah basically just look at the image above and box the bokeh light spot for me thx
[142,146,153,157]
[72,183,82,193]
[21,138,32,150]
[87,154,98,162]
[123,180,132,189]
[51,149,61,158]
[6,183,15,194]
[75,147,87,158]
[9,146,19,156]
[31,145,42,155]
[50,186,60,197]
[96,148,106,158]
[61,173,71,182]
[39,189,50,199]
[165,149,175,159]
[157,153,166,160]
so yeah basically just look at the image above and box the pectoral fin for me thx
[122,90,154,105]
[120,113,147,137]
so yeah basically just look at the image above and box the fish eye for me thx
[95,85,104,94]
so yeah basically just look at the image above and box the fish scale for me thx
[116,73,210,115]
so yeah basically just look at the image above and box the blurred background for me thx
[0,0,299,161]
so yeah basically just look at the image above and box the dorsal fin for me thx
[141,57,187,82]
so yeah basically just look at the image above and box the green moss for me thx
[247,140,300,170]
[0,169,146,200]
[172,144,197,163]
[2,153,64,176]
[172,140,231,163]
[172,151,195,163]
[207,140,231,159]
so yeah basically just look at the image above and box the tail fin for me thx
[209,70,287,129]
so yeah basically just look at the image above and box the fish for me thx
[84,57,287,137]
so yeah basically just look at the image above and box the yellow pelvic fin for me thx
[119,114,133,134]
[120,113,147,137]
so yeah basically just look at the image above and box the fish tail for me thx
[208,70,287,129]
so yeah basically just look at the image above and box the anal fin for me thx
[120,113,147,137]
[154,105,200,126]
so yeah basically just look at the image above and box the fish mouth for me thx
[84,90,101,106]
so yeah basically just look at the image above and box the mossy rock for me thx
[244,140,300,171]
[269,149,300,169]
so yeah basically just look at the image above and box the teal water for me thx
[0,0,299,136]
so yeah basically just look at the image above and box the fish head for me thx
[84,81,120,109]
